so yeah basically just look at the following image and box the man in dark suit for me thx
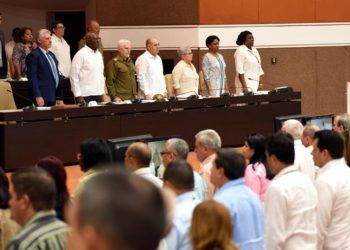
[26,29,61,107]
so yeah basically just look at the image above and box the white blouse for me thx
[172,60,199,96]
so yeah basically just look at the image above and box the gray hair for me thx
[167,138,189,159]
[336,113,350,131]
[177,46,191,57]
[302,124,320,139]
[282,119,304,140]
[36,28,50,43]
[117,39,131,49]
[195,129,222,151]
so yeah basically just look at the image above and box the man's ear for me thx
[20,194,31,210]
[82,225,101,250]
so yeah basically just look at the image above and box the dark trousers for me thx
[83,95,103,103]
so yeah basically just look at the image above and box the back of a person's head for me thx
[80,138,113,171]
[77,171,166,250]
[128,142,152,168]
[214,149,245,180]
[281,119,304,140]
[191,200,237,250]
[246,133,267,165]
[266,132,295,165]
[163,159,194,191]
[336,113,350,131]
[195,129,222,151]
[167,138,190,160]
[302,124,320,138]
[0,168,10,209]
[314,130,344,159]
[11,167,56,211]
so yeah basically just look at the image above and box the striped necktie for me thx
[46,52,59,87]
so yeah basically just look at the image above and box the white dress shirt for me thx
[294,140,316,180]
[172,60,199,95]
[70,45,104,97]
[234,45,264,93]
[133,167,163,188]
[49,34,71,77]
[315,158,350,250]
[135,51,166,97]
[265,165,317,250]
[198,154,216,198]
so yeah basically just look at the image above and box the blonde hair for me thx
[190,200,238,250]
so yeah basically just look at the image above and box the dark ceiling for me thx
[0,0,89,10]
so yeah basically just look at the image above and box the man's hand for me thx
[76,96,86,106]
[145,94,153,100]
[36,97,45,107]
[113,97,122,102]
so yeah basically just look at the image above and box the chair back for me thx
[164,74,174,96]
[0,81,17,110]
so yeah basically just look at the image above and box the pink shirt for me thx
[244,162,270,201]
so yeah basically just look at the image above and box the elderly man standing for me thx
[70,32,104,105]
[135,37,167,99]
[106,39,137,101]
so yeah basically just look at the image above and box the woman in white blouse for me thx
[234,31,264,94]
[172,47,199,96]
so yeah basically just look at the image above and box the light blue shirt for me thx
[193,171,207,201]
[166,191,200,250]
[214,178,265,250]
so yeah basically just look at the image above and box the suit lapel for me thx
[38,48,56,82]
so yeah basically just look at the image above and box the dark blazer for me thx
[26,47,60,106]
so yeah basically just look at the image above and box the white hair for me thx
[195,129,222,150]
[36,29,50,43]
[117,39,131,49]
[177,46,191,57]
[282,119,304,140]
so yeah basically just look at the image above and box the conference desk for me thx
[0,92,301,170]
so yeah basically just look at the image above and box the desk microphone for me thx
[175,91,199,100]
[229,86,254,96]
[6,89,36,110]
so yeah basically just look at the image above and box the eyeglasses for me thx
[160,151,172,156]
[56,26,66,29]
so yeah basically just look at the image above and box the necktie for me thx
[46,52,59,87]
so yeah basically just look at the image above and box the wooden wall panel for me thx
[315,0,350,22]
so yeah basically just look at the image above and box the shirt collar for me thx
[133,167,151,176]
[84,45,98,53]
[116,54,130,62]
[176,191,198,203]
[317,158,346,175]
[52,33,63,41]
[217,178,245,193]
[39,47,49,54]
[201,153,216,166]
[273,165,299,180]
[23,210,56,228]
[145,50,158,59]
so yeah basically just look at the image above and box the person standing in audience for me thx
[12,27,37,80]
[201,35,227,97]
[135,37,167,99]
[67,171,166,250]
[242,133,272,202]
[312,130,350,249]
[172,47,199,96]
[190,200,238,250]
[106,39,137,101]
[234,31,264,93]
[194,129,221,198]
[125,142,163,188]
[332,113,350,134]
[70,32,105,105]
[26,29,60,107]
[211,148,264,250]
[282,119,316,180]
[0,13,7,79]
[5,27,20,79]
[265,132,317,249]
[78,20,103,55]
[162,138,207,200]
[301,124,320,152]
[49,21,71,78]
[6,168,68,250]
[163,160,201,250]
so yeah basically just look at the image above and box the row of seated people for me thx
[1,120,350,250]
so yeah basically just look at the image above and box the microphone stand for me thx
[6,89,36,110]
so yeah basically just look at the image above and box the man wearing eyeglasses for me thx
[49,21,71,78]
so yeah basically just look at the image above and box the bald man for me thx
[78,20,103,55]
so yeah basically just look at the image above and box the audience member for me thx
[194,129,221,198]
[78,20,103,55]
[282,119,316,180]
[332,113,350,134]
[72,138,113,198]
[312,130,350,249]
[265,132,317,249]
[241,133,272,201]
[163,160,201,250]
[106,39,137,101]
[0,13,6,79]
[162,138,207,200]
[6,168,68,250]
[5,27,20,79]
[0,169,19,250]
[67,171,166,250]
[12,27,36,79]
[301,124,320,151]
[201,35,227,97]
[124,142,163,187]
[172,47,199,96]
[135,37,167,99]
[211,148,264,250]
[36,156,70,221]
[190,200,238,250]
[70,32,105,105]
[49,21,71,77]
[26,29,60,107]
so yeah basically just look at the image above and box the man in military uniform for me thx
[106,39,137,101]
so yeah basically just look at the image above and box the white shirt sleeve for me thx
[69,52,83,97]
[172,63,182,89]
[135,56,151,96]
[235,48,246,75]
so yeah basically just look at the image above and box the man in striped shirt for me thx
[6,168,68,250]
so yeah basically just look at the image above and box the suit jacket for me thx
[26,47,60,106]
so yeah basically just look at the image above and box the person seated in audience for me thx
[106,39,137,102]
[194,129,221,198]
[135,37,167,99]
[6,168,68,250]
[78,20,103,55]
[332,113,350,134]
[12,27,36,79]
[0,169,20,250]
[163,160,201,250]
[301,124,320,152]
[5,27,20,79]
[241,133,272,201]
[172,47,199,96]
[265,132,317,249]
[162,138,207,200]
[72,138,113,198]
[124,142,163,188]
[312,130,350,249]
[282,119,316,180]
[67,170,166,250]
[211,148,264,250]
[190,200,238,250]
[36,155,70,221]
